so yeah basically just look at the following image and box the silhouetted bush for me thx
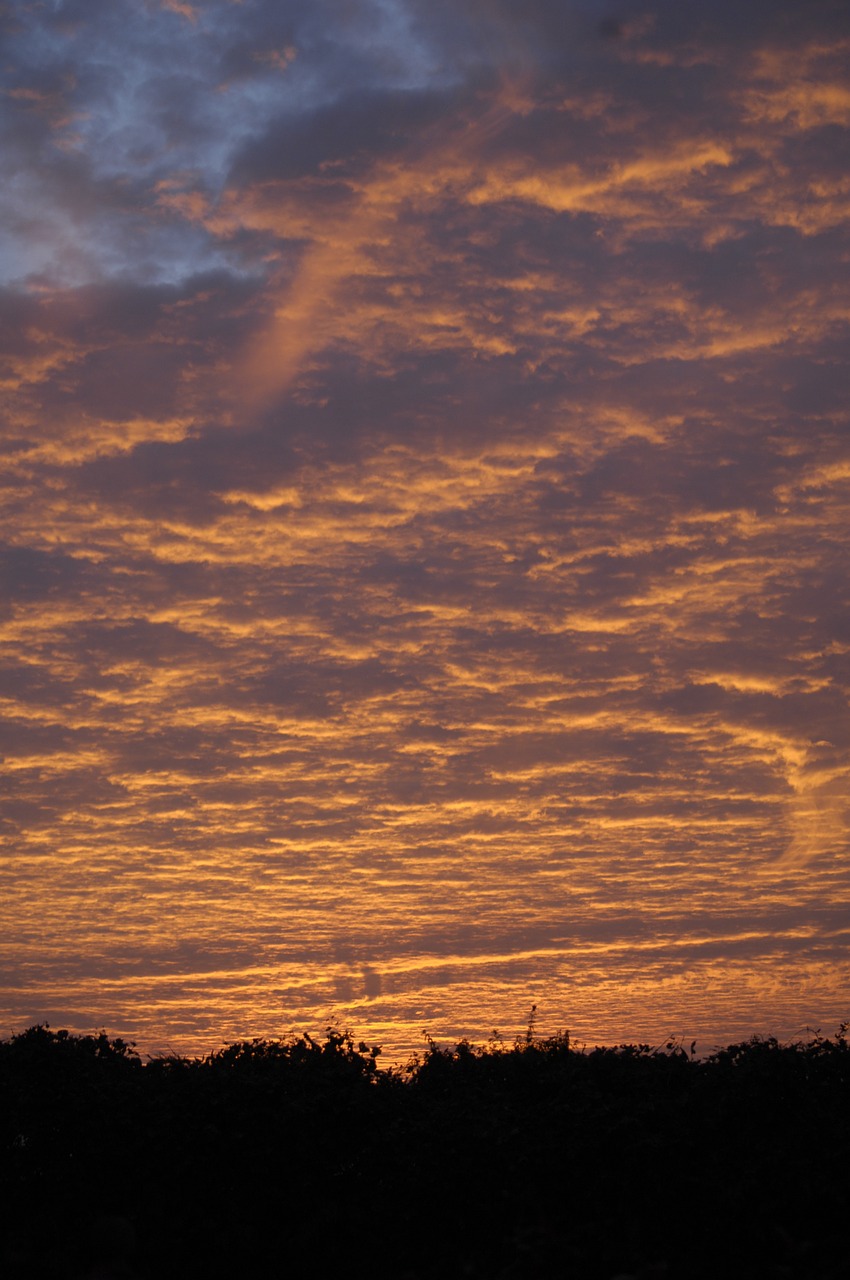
[2,1022,849,1278]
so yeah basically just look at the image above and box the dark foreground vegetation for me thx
[2,1021,850,1280]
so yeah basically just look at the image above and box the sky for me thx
[2,0,849,1060]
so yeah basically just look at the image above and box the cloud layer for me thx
[2,0,849,1057]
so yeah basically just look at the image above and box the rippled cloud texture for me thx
[2,0,849,1057]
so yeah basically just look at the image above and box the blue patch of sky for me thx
[1,0,467,287]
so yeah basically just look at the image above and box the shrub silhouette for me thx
[2,1022,849,1278]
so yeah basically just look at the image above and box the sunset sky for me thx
[2,0,849,1060]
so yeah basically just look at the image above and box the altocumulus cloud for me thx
[1,0,849,1059]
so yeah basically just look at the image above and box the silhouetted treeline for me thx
[2,1022,849,1279]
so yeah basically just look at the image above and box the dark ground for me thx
[2,1022,849,1279]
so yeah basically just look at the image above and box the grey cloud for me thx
[0,664,79,708]
[252,655,413,716]
[71,618,216,664]
[112,728,239,779]
[2,274,265,417]
[58,342,186,421]
[0,545,93,604]
[229,86,457,184]
[0,760,125,835]
[74,420,300,521]
[577,431,792,516]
